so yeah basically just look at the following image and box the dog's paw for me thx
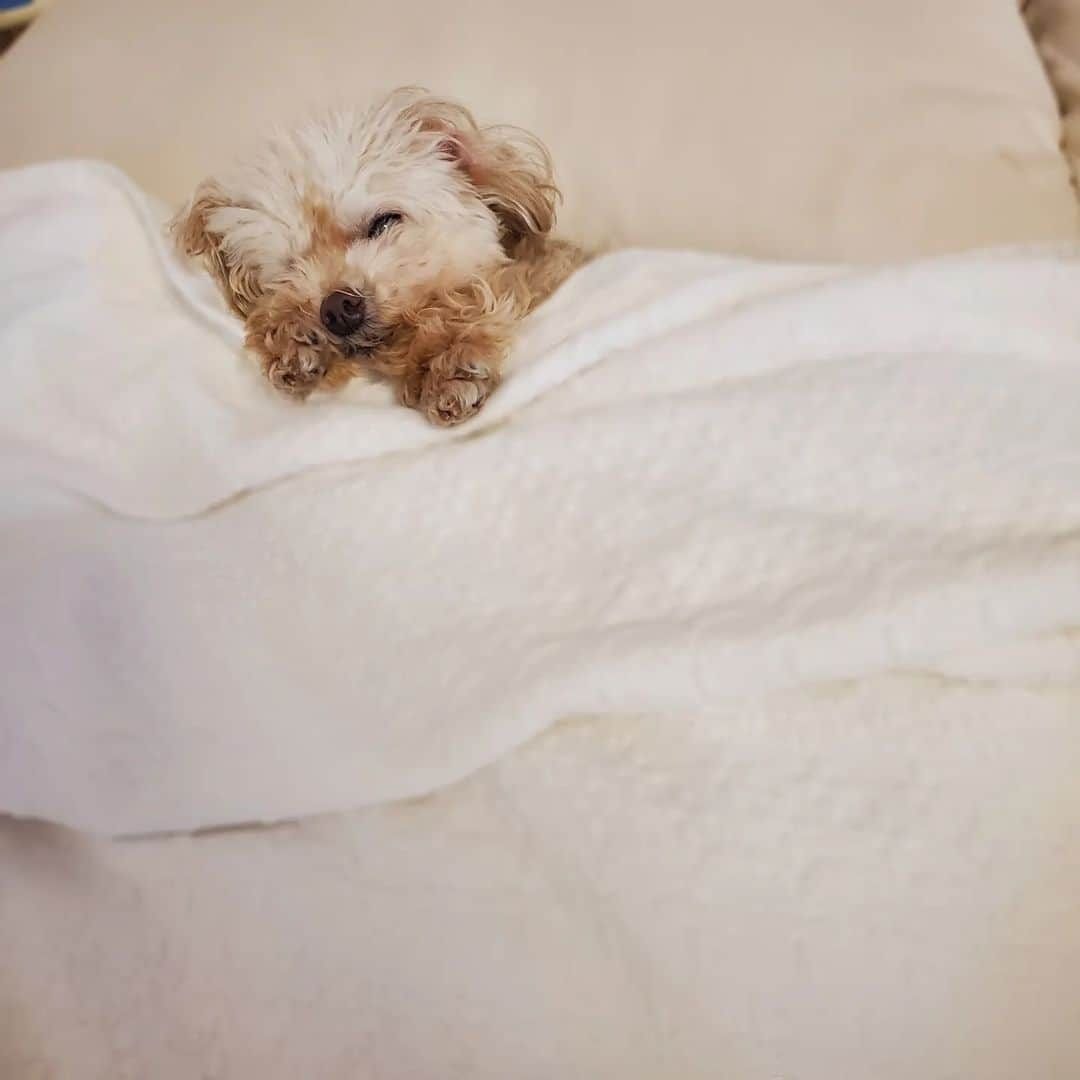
[266,341,327,398]
[398,367,427,411]
[421,361,496,426]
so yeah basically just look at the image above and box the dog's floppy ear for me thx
[402,92,561,252]
[169,181,262,317]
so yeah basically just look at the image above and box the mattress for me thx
[3,2,1080,1077]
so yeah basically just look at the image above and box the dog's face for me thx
[172,89,558,394]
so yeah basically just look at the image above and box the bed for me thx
[2,2,1079,1077]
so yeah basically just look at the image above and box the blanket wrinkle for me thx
[1,161,1079,835]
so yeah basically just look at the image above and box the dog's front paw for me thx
[421,361,497,426]
[267,341,327,398]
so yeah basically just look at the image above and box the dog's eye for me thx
[366,212,403,240]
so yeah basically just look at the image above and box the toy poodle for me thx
[171,87,585,425]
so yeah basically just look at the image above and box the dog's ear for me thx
[441,123,561,250]
[169,180,262,317]
[402,93,561,252]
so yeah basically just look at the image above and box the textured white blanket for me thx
[2,162,1079,835]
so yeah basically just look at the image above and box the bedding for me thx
[0,0,1076,258]
[2,162,1079,843]
[4,676,1080,1079]
[4,1,1080,1073]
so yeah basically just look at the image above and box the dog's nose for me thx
[320,290,366,336]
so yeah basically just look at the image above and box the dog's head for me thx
[171,88,559,394]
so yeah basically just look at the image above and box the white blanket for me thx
[5,683,1080,1079]
[2,161,1080,835]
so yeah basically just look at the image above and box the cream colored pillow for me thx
[0,0,1075,258]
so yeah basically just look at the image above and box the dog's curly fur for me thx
[171,88,585,424]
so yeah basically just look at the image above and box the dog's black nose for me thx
[320,290,366,336]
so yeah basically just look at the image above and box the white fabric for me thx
[2,161,1080,836]
[4,681,1080,1079]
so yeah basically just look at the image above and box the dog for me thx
[171,87,585,425]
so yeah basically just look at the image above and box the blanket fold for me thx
[2,162,1078,835]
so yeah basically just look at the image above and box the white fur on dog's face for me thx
[172,88,559,392]
[196,103,504,329]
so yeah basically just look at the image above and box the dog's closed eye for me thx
[366,212,403,239]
